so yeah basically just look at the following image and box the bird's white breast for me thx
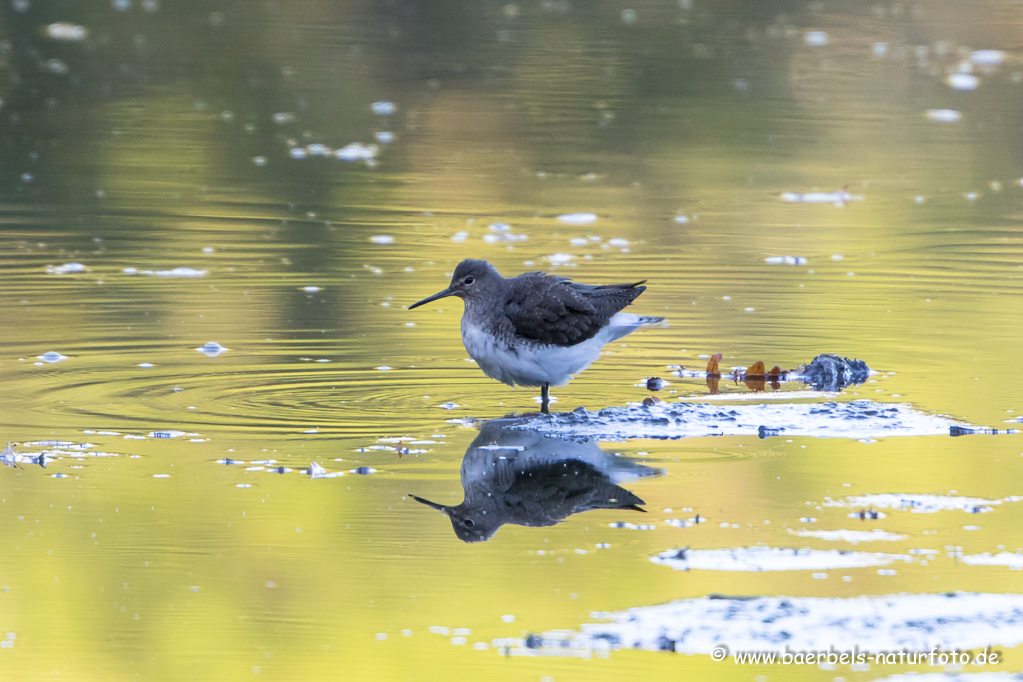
[460,318,606,388]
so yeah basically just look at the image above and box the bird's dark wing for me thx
[502,272,646,346]
[497,460,646,526]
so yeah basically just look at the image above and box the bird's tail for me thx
[604,313,668,342]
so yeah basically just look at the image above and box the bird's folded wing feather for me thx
[503,274,645,346]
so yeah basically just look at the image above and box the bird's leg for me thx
[540,383,550,415]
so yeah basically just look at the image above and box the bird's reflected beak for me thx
[408,287,454,310]
[410,494,450,513]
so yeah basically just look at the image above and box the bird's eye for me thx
[463,276,475,285]
[463,518,475,528]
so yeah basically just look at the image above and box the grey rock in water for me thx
[411,418,663,542]
[795,353,872,391]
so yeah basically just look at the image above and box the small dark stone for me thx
[646,377,666,391]
[525,633,542,649]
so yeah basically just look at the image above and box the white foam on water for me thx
[651,546,912,572]
[823,493,1009,514]
[46,22,87,41]
[789,528,907,544]
[781,190,861,206]
[37,352,67,364]
[154,267,207,277]
[527,592,1023,655]
[336,143,378,161]
[514,400,963,440]
[873,674,1023,682]
[47,263,86,274]
[971,50,1005,66]
[960,552,1023,569]
[369,235,394,244]
[545,253,575,266]
[556,213,597,225]
[677,390,835,401]
[926,109,962,122]
[371,101,396,115]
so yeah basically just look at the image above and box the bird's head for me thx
[410,494,499,543]
[408,259,502,310]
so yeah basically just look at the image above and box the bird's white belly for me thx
[460,321,603,388]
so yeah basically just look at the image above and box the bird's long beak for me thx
[408,287,454,310]
[410,494,450,513]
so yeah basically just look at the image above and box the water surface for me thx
[1,1,1022,680]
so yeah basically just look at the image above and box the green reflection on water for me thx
[1,0,1022,679]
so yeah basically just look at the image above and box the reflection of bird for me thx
[411,419,663,542]
[408,259,664,413]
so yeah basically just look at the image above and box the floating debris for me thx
[369,235,394,245]
[148,430,187,439]
[196,342,228,357]
[217,458,245,465]
[651,546,912,572]
[351,467,377,475]
[438,402,461,410]
[371,101,396,115]
[950,425,1019,437]
[37,352,67,364]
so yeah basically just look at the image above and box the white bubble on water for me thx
[925,109,961,122]
[197,342,227,357]
[804,31,828,47]
[947,72,979,90]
